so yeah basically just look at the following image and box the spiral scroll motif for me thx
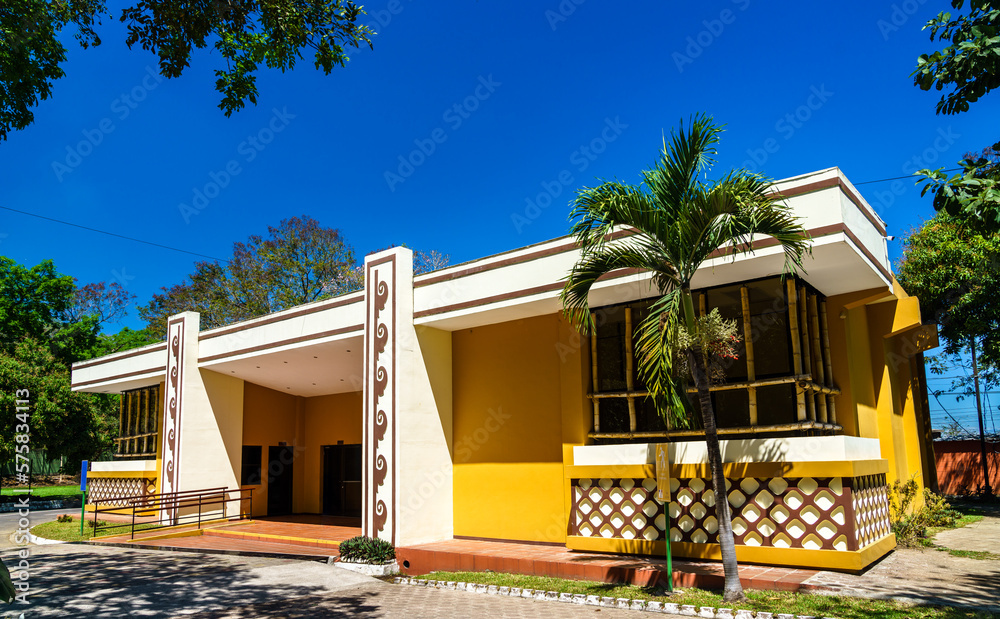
[368,266,393,540]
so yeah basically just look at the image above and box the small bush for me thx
[889,478,962,546]
[338,535,395,564]
[56,514,73,523]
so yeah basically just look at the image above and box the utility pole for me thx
[970,338,993,496]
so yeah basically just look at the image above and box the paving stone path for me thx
[803,504,1000,614]
[1,544,640,618]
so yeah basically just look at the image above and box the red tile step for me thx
[396,539,818,593]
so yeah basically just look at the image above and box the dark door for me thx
[267,446,294,516]
[322,444,362,517]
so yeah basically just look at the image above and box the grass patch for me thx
[32,517,160,542]
[935,547,1000,561]
[1,485,81,498]
[413,571,994,619]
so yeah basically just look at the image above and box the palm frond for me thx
[561,239,675,333]
[634,290,694,429]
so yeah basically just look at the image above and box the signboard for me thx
[655,444,670,502]
[80,460,88,492]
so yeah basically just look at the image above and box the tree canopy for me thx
[138,215,451,338]
[140,215,359,336]
[913,1,1000,229]
[1,0,373,140]
[896,213,1000,372]
[0,255,154,469]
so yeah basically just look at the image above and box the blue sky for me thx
[1,1,997,431]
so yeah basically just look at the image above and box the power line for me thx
[853,168,963,186]
[0,205,224,261]
[931,391,975,436]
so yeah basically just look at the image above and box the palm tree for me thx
[561,114,809,602]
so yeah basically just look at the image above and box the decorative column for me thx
[160,312,200,523]
[363,250,403,544]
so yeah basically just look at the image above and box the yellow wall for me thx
[827,281,934,504]
[452,312,589,543]
[241,382,362,516]
[301,391,363,514]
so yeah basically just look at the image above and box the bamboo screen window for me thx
[588,276,841,439]
[116,385,160,459]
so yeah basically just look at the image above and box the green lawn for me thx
[413,571,993,619]
[31,517,159,542]
[2,485,81,498]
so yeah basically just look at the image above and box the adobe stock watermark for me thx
[11,388,31,604]
[672,0,751,73]
[545,0,586,30]
[178,107,295,222]
[741,84,834,172]
[51,66,164,182]
[384,75,501,192]
[877,0,930,40]
[511,116,628,233]
[868,127,960,215]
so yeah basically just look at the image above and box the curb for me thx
[392,577,837,619]
[27,532,66,546]
[0,498,81,512]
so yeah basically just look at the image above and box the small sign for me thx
[80,460,89,492]
[655,444,670,502]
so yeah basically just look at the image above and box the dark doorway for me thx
[322,444,362,517]
[267,446,294,516]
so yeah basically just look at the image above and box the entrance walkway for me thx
[396,539,819,592]
[90,514,362,561]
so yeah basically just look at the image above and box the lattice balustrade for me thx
[570,475,892,552]
[852,473,891,548]
[88,477,157,506]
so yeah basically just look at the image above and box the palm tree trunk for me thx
[688,346,745,602]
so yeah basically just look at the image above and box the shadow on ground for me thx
[1,544,385,618]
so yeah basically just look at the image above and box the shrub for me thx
[56,514,73,523]
[889,478,962,546]
[338,535,395,564]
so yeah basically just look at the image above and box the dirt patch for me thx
[2,474,79,488]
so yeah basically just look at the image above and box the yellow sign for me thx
[655,444,670,502]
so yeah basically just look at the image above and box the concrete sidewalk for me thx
[802,507,1000,614]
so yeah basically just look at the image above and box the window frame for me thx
[587,275,841,440]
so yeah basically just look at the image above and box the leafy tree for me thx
[897,213,1000,368]
[0,338,117,467]
[139,215,360,337]
[896,212,1000,424]
[561,115,809,602]
[0,256,102,363]
[913,1,1000,229]
[1,0,373,140]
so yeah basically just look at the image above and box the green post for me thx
[80,489,86,537]
[665,531,673,592]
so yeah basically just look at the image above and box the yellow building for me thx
[71,167,936,572]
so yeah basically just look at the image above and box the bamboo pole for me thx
[808,294,828,423]
[740,286,757,425]
[591,315,600,433]
[625,306,637,433]
[820,300,837,424]
[118,392,125,457]
[798,286,816,422]
[786,279,807,421]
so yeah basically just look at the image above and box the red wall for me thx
[934,440,1000,495]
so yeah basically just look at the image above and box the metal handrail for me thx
[91,486,253,540]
